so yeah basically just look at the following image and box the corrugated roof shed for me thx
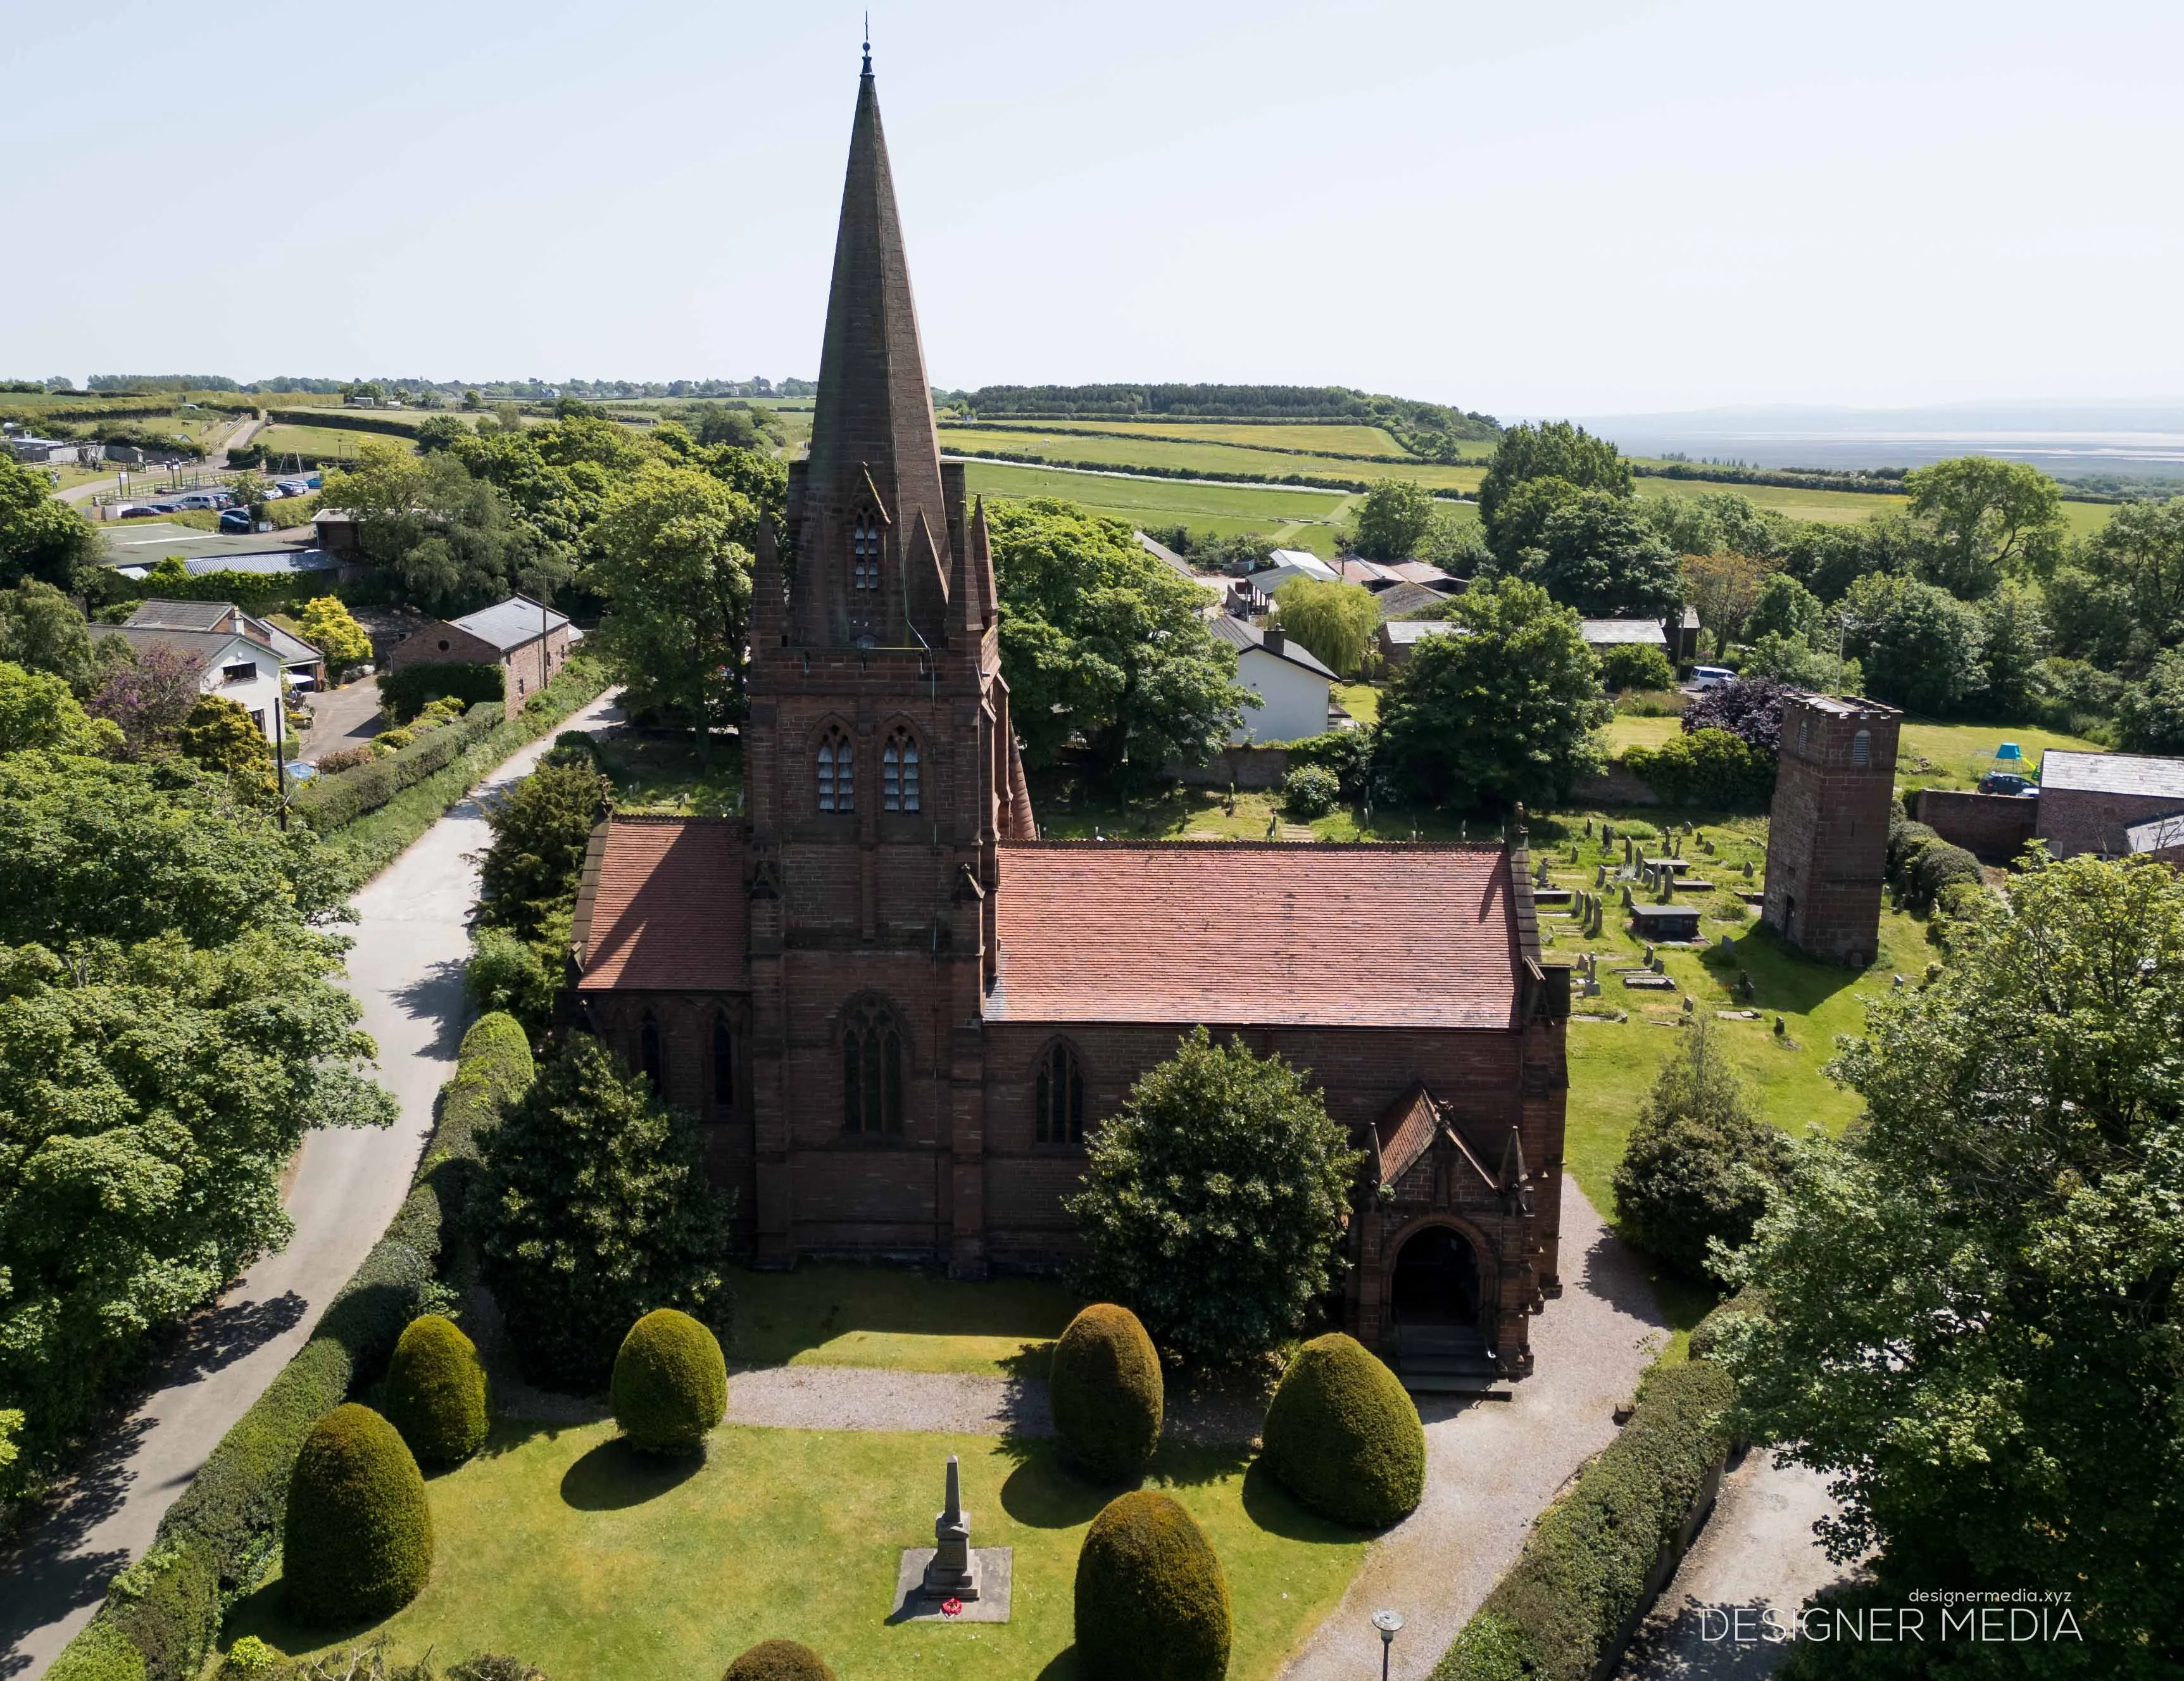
[1579,617,1670,647]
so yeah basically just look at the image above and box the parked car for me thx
[119,503,165,519]
[1977,771,2038,796]
[219,508,254,532]
[1691,665,1736,689]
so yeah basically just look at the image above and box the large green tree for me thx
[1511,489,1685,619]
[477,757,611,941]
[325,443,568,615]
[586,463,754,732]
[1841,573,1986,714]
[1065,1028,1360,1368]
[0,662,122,757]
[988,498,1246,782]
[1271,577,1378,677]
[1476,420,1633,548]
[0,458,99,589]
[1375,576,1610,810]
[2116,645,2184,753]
[1720,857,2184,1671]
[470,1035,735,1390]
[1904,455,2064,600]
[1349,479,1438,562]
[0,580,124,695]
[2046,497,2184,673]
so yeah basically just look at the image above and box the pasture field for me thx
[1895,719,2106,790]
[1631,474,1909,524]
[960,459,1359,556]
[253,423,417,462]
[959,419,1428,457]
[230,1423,1364,1681]
[2058,498,2121,537]
[939,425,1483,494]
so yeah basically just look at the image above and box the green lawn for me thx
[254,423,415,462]
[594,732,743,817]
[1895,719,2106,790]
[970,420,1435,457]
[1333,683,1379,725]
[960,461,1359,557]
[227,1424,1367,1681]
[941,427,1484,494]
[731,1264,1075,1376]
[1604,714,1684,753]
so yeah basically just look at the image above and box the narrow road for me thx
[54,414,263,507]
[0,691,624,1681]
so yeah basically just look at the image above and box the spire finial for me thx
[862,11,871,75]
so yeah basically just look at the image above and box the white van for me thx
[1691,665,1736,690]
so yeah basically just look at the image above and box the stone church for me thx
[567,51,1573,1380]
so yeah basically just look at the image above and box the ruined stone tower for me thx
[1761,693,1902,967]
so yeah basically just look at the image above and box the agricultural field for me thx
[939,425,1483,494]
[958,419,1431,457]
[1629,474,1909,525]
[960,460,1360,557]
[253,423,417,462]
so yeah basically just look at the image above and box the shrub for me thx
[313,746,371,774]
[1621,727,1773,808]
[1911,841,1982,910]
[1611,1020,1791,1280]
[1050,1304,1164,1479]
[380,662,504,722]
[281,1403,434,1625]
[1280,762,1341,819]
[44,1620,147,1681]
[475,758,610,940]
[1284,727,1381,802]
[1430,1361,1734,1681]
[217,1638,282,1680]
[463,925,560,1038]
[722,1640,838,1681]
[1598,641,1675,692]
[384,1314,489,1468]
[1679,676,1790,755]
[611,1308,727,1454]
[1260,1332,1425,1528]
[1686,1292,1766,1364]
[1074,1490,1231,1681]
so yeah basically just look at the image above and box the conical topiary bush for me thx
[1074,1490,1230,1681]
[384,1313,490,1468]
[723,1639,838,1681]
[1050,1302,1164,1480]
[1260,1332,1424,1528]
[611,1307,727,1454]
[282,1403,434,1623]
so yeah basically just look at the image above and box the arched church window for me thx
[842,1002,904,1135]
[1850,729,1872,767]
[1034,1041,1086,1145]
[639,1012,665,1098]
[712,1014,734,1109]
[852,510,881,591]
[817,727,854,813]
[882,728,920,813]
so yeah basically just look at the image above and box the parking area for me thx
[301,676,384,764]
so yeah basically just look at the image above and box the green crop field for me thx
[253,423,416,462]
[940,426,1484,494]
[1631,474,1910,524]
[960,419,1434,457]
[960,459,1362,557]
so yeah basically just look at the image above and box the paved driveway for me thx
[0,691,624,1681]
[300,677,386,764]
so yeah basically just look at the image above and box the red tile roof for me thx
[573,816,747,992]
[991,842,1521,1028]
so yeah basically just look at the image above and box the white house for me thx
[110,601,323,747]
[1208,614,1340,743]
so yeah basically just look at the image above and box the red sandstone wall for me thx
[1914,788,2037,860]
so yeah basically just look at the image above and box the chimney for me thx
[1264,627,1286,655]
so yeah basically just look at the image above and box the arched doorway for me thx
[1390,1226,1480,1327]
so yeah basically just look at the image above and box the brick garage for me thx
[566,56,1572,1383]
[387,595,578,718]
[2034,750,2184,859]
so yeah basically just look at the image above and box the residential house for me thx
[108,611,317,747]
[386,594,580,717]
[125,599,328,690]
[1208,614,1342,742]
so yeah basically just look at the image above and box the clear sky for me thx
[4,0,2180,416]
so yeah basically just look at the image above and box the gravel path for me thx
[1279,1180,1670,1681]
[1616,1451,1857,1680]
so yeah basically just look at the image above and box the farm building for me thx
[1377,616,1467,669]
[386,595,580,717]
[2035,751,2184,860]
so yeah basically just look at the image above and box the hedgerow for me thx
[292,701,502,830]
[380,662,505,722]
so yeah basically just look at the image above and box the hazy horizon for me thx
[6,1,2180,416]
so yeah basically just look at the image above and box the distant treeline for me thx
[951,384,1501,456]
[87,374,243,392]
[1631,457,2128,505]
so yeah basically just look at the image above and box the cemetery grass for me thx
[225,1422,1367,1681]
[593,729,743,817]
[731,1264,1075,1376]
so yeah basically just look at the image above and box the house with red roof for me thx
[566,51,1572,1385]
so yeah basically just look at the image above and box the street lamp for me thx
[1372,1608,1404,1681]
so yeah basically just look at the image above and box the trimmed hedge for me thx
[1261,1332,1425,1528]
[384,1314,490,1467]
[47,1006,528,1679]
[1431,1359,1735,1681]
[611,1309,727,1454]
[1075,1490,1232,1681]
[1050,1303,1164,1480]
[292,700,503,831]
[723,1640,838,1681]
[281,1404,434,1624]
[1688,1292,1767,1364]
[381,662,505,723]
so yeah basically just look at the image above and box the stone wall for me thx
[2037,787,2184,860]
[1913,788,2038,861]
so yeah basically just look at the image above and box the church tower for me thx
[741,44,1033,1274]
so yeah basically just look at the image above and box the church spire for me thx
[795,45,953,646]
